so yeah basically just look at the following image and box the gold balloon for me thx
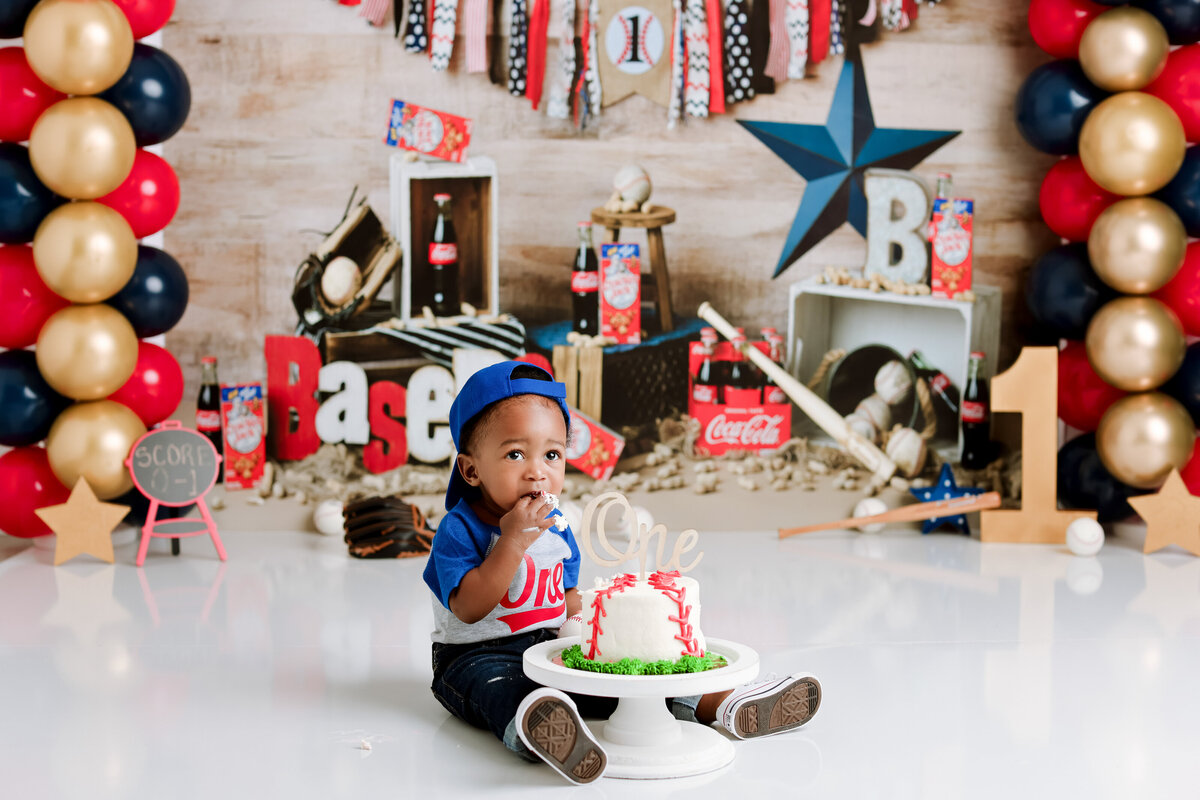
[22,0,134,96]
[1088,198,1186,294]
[1097,393,1196,489]
[36,304,138,400]
[28,97,136,200]
[1078,7,1169,92]
[46,400,146,499]
[33,202,137,303]
[1079,92,1186,196]
[1086,297,1186,392]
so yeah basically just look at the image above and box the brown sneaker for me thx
[715,674,822,739]
[516,689,607,784]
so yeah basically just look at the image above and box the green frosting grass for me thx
[560,644,725,675]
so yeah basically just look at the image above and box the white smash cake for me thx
[566,571,712,673]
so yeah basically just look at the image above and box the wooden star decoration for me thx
[1129,470,1200,557]
[34,478,130,566]
[910,463,985,535]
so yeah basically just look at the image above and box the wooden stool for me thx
[590,206,676,333]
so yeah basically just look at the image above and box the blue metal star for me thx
[738,44,960,279]
[910,463,986,535]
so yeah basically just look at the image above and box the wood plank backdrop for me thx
[163,0,1058,392]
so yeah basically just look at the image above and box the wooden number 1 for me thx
[980,347,1096,544]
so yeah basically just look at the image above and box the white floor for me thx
[2,521,1199,799]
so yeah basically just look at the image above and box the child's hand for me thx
[499,494,556,550]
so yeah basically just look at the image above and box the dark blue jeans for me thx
[431,627,699,758]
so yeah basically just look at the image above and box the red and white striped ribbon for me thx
[359,0,390,25]
[464,0,490,72]
[763,0,790,81]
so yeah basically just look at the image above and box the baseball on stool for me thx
[313,499,345,536]
[1065,517,1105,556]
[613,164,652,205]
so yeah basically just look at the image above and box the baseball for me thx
[321,256,362,307]
[874,360,913,405]
[845,411,879,443]
[313,499,345,536]
[852,497,889,532]
[886,427,927,478]
[1065,518,1105,557]
[613,164,652,206]
[855,394,892,435]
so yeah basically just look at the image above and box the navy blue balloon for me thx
[1137,0,1200,45]
[1164,342,1200,426]
[1026,243,1115,339]
[0,0,39,39]
[107,246,189,337]
[99,43,191,147]
[1015,61,1108,155]
[0,143,64,244]
[1155,146,1200,237]
[1058,434,1140,523]
[0,349,69,447]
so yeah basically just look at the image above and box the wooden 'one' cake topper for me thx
[578,492,703,579]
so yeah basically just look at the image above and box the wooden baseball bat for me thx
[696,301,897,487]
[778,492,1002,538]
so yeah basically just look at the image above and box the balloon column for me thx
[0,0,188,539]
[1020,0,1200,512]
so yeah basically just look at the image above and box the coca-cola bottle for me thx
[908,349,960,438]
[572,222,600,335]
[723,331,760,407]
[960,351,992,469]
[429,193,459,316]
[693,328,721,404]
[763,333,787,405]
[196,356,223,483]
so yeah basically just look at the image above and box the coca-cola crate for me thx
[687,341,792,456]
[389,154,499,321]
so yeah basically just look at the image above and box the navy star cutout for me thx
[910,463,986,535]
[738,41,960,279]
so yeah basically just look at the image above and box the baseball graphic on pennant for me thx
[597,0,674,108]
[606,7,664,76]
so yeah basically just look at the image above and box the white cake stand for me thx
[522,637,759,780]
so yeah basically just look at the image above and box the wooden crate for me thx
[389,155,499,321]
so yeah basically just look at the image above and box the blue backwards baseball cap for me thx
[445,361,570,510]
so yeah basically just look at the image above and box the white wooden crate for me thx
[786,278,1002,457]
[388,155,500,321]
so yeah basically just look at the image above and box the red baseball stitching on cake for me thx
[585,573,636,659]
[648,570,703,656]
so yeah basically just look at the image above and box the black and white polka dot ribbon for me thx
[830,0,845,55]
[403,0,428,52]
[507,0,529,96]
[723,0,754,105]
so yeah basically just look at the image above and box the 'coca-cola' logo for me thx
[571,272,600,292]
[429,243,458,265]
[704,413,786,446]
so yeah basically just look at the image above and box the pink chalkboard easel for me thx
[125,421,226,567]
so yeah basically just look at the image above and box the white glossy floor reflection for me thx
[2,525,1200,799]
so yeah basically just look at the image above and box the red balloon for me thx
[109,0,176,39]
[1058,340,1127,431]
[108,341,184,426]
[0,47,66,143]
[1182,439,1200,496]
[96,149,180,239]
[0,447,70,538]
[1039,156,1120,241]
[1028,0,1107,59]
[0,245,69,349]
[1154,241,1200,336]
[1145,44,1200,143]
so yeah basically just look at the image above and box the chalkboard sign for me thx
[126,422,222,507]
